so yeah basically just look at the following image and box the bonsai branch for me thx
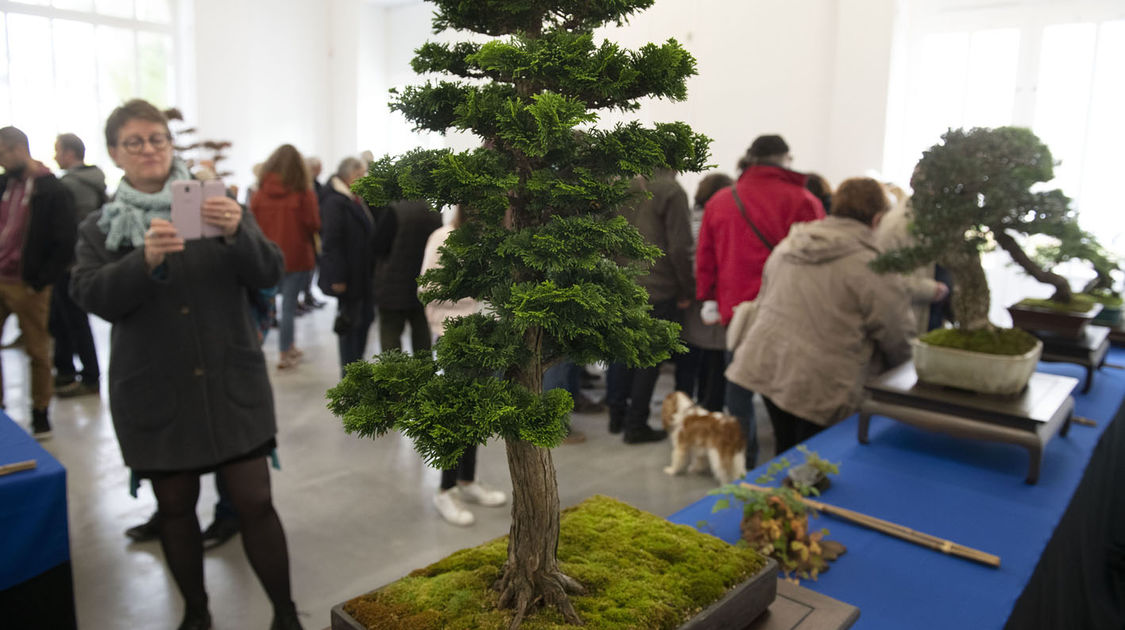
[993,230,1072,303]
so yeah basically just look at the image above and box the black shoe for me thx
[270,602,304,630]
[54,374,77,388]
[623,426,667,444]
[31,408,52,441]
[125,512,161,542]
[303,297,326,309]
[201,517,240,550]
[56,380,100,398]
[608,408,625,434]
[178,607,211,630]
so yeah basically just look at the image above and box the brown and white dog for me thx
[661,391,747,485]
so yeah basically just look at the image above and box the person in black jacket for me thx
[375,199,440,353]
[0,126,78,439]
[319,157,382,372]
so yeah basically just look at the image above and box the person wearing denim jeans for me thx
[250,144,321,370]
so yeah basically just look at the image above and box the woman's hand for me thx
[144,218,185,271]
[331,283,347,294]
[202,196,243,237]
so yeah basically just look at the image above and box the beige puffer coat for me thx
[725,216,915,426]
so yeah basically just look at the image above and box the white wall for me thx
[189,0,363,196]
[366,0,901,198]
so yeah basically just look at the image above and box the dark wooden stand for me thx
[1108,323,1125,348]
[1034,325,1110,393]
[858,363,1077,484]
[747,580,859,630]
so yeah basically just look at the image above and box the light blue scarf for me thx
[97,158,193,251]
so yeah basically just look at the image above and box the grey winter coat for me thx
[59,165,106,223]
[725,216,915,425]
[621,171,695,304]
[70,209,284,471]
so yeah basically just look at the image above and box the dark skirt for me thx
[133,438,277,480]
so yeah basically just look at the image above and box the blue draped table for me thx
[668,347,1125,630]
[0,411,75,628]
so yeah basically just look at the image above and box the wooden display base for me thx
[1108,323,1125,348]
[1034,325,1110,393]
[859,362,1077,484]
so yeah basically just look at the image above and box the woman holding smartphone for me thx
[250,144,321,369]
[70,99,303,630]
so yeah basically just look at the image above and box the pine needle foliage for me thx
[328,0,708,467]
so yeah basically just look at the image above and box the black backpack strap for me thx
[729,185,774,251]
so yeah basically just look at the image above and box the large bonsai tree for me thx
[326,1,708,625]
[873,126,1111,330]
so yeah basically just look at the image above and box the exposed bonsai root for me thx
[495,564,584,628]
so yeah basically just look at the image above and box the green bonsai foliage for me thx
[326,1,709,626]
[795,445,839,479]
[873,126,1109,331]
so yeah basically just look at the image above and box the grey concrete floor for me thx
[2,300,773,630]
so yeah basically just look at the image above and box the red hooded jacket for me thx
[696,165,825,325]
[250,173,321,273]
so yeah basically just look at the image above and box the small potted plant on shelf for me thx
[326,1,776,628]
[784,445,839,494]
[873,126,1113,393]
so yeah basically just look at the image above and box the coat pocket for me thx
[223,345,271,408]
[111,366,177,430]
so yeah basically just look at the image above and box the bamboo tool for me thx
[1073,416,1098,427]
[741,483,1001,568]
[0,459,37,477]
[1103,362,1123,370]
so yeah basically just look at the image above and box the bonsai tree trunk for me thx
[993,230,1073,303]
[941,245,993,331]
[497,439,585,629]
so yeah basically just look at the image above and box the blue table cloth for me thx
[0,412,70,591]
[668,348,1125,630]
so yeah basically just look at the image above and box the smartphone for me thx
[170,180,203,240]
[201,179,227,238]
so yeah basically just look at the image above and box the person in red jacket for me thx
[251,144,321,369]
[695,134,825,466]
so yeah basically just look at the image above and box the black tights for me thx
[151,456,292,616]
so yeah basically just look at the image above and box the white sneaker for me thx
[457,481,508,507]
[433,489,475,526]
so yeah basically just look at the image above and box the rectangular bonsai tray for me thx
[1008,302,1102,339]
[331,558,779,630]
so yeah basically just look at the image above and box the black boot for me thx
[270,601,304,630]
[124,511,161,542]
[608,406,625,434]
[31,408,52,440]
[177,607,211,630]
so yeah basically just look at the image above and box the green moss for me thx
[1083,291,1123,308]
[1016,294,1098,313]
[920,327,1039,356]
[343,495,767,629]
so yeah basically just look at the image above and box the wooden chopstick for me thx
[740,483,1001,568]
[1072,416,1097,427]
[0,459,37,477]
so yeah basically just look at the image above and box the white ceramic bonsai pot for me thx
[911,337,1043,395]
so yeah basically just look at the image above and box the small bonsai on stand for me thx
[326,1,710,626]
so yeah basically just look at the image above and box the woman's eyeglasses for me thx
[119,133,172,154]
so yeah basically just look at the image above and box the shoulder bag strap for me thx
[729,184,774,251]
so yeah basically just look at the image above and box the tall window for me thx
[884,1,1125,255]
[0,0,176,184]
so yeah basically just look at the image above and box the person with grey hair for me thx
[0,126,77,439]
[319,156,384,371]
[51,132,106,398]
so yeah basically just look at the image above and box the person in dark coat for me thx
[374,199,440,353]
[318,156,381,372]
[70,99,303,630]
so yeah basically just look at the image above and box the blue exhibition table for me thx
[668,347,1125,630]
[0,412,70,591]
